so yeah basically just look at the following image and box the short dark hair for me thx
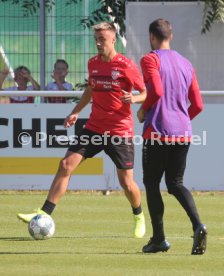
[149,19,172,41]
[54,59,69,69]
[14,65,31,75]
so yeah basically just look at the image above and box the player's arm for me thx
[188,71,203,120]
[141,53,163,110]
[64,85,92,128]
[120,88,146,104]
[133,88,147,103]
[137,54,162,123]
[120,60,146,104]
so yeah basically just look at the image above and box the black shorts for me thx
[68,129,134,169]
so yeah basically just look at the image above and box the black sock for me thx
[132,204,142,215]
[152,222,165,244]
[171,185,202,231]
[41,200,56,215]
[144,185,165,243]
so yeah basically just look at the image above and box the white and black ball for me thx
[28,214,55,240]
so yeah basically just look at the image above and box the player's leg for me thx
[17,129,103,223]
[116,168,141,209]
[17,151,84,222]
[142,140,170,253]
[46,151,84,205]
[165,143,207,254]
[105,137,145,238]
[116,168,146,238]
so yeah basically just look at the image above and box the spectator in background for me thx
[0,66,40,103]
[46,59,73,103]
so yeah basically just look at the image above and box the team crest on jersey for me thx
[111,70,120,80]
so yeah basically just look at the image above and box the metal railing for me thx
[0,91,224,97]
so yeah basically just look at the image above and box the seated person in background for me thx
[0,66,40,103]
[46,59,73,103]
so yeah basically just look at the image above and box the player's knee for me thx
[119,177,135,192]
[59,158,73,175]
[121,182,133,192]
[143,178,160,192]
[166,182,183,195]
[166,175,183,194]
[117,169,135,192]
[167,186,174,195]
[143,174,159,187]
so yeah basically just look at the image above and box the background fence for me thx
[0,0,202,90]
[0,0,126,89]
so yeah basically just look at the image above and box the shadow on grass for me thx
[0,237,32,241]
[54,235,133,239]
[0,250,189,256]
[0,251,143,255]
[0,235,132,241]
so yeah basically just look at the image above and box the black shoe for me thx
[142,238,170,253]
[191,224,207,255]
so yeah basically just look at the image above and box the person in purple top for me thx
[137,18,207,254]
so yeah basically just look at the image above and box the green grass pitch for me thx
[0,191,223,276]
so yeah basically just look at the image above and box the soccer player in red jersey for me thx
[18,22,147,239]
[137,18,207,254]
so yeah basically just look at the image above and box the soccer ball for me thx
[28,214,55,240]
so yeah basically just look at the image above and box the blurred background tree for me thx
[1,0,223,35]
[202,0,224,33]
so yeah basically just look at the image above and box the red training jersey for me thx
[85,53,145,137]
